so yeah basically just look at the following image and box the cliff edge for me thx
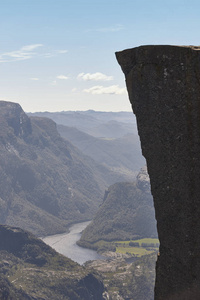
[116,45,200,299]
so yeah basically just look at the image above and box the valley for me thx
[0,100,156,299]
[42,220,158,300]
[42,221,105,265]
[1,1,197,299]
[1,101,141,236]
[0,224,106,300]
[29,110,145,183]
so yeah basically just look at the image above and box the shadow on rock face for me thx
[116,45,200,300]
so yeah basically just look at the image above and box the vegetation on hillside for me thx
[0,224,105,300]
[85,252,157,300]
[0,101,122,236]
[78,168,157,252]
[0,103,157,299]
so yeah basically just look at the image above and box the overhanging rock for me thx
[116,45,200,300]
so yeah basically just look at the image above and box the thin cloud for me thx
[21,44,43,51]
[44,49,68,58]
[30,78,39,81]
[43,53,55,58]
[83,85,127,95]
[0,45,68,63]
[0,44,43,62]
[77,72,113,81]
[51,80,57,86]
[57,75,69,80]
[56,50,68,54]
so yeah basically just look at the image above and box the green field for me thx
[114,238,159,257]
[116,238,159,246]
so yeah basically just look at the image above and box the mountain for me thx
[0,224,105,300]
[57,125,145,180]
[0,100,117,236]
[76,110,136,123]
[29,110,145,181]
[78,167,157,250]
[28,110,138,138]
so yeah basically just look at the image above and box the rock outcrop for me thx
[116,45,200,299]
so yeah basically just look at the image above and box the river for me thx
[42,221,105,265]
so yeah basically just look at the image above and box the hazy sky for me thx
[1,0,200,112]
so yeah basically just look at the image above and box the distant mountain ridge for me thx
[28,110,137,138]
[57,125,145,179]
[0,101,119,236]
[29,109,144,181]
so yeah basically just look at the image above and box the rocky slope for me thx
[78,167,157,250]
[0,224,105,300]
[85,252,156,300]
[0,100,112,236]
[116,45,200,299]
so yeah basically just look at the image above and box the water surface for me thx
[42,221,104,265]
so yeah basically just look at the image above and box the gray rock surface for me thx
[136,165,150,192]
[116,45,200,299]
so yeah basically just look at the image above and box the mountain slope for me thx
[0,101,111,236]
[86,252,156,300]
[57,125,144,178]
[0,224,105,300]
[78,167,157,249]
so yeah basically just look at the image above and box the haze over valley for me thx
[0,100,156,299]
[0,0,198,298]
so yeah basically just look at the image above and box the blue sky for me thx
[0,0,200,112]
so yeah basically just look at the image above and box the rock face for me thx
[116,45,200,299]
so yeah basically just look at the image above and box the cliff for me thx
[116,45,200,299]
